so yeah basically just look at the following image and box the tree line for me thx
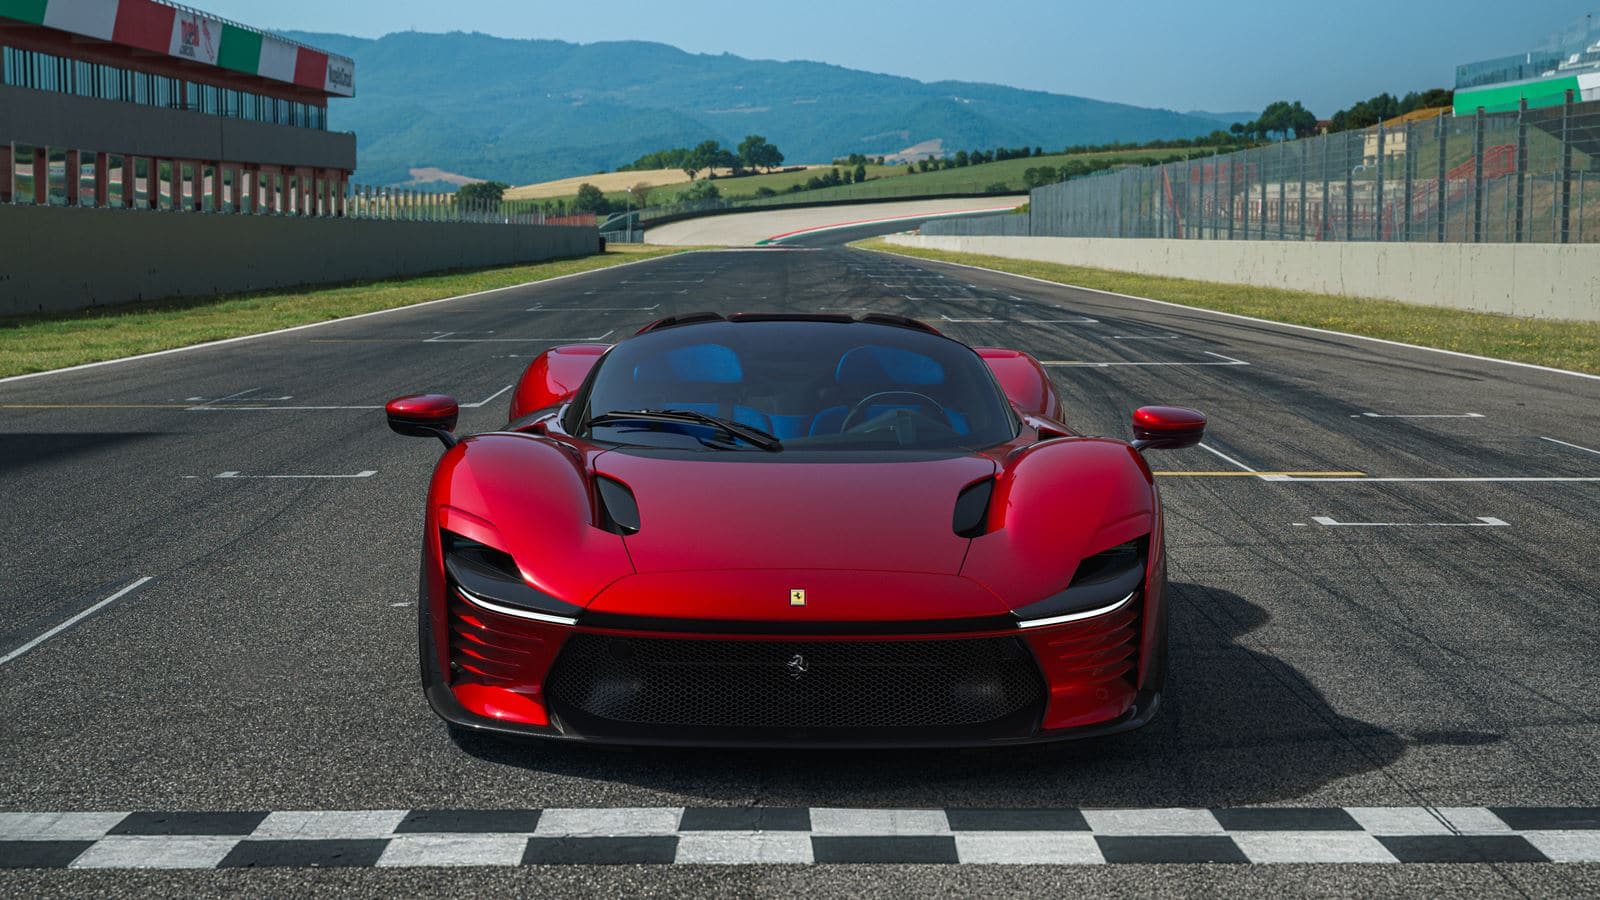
[618,135,786,180]
[1229,88,1455,139]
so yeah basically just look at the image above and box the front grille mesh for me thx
[545,634,1044,730]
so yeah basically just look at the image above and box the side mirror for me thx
[1131,406,1205,451]
[387,394,460,449]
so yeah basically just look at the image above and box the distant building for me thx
[1,0,356,213]
[1453,13,1600,114]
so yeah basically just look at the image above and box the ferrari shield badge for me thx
[789,589,806,607]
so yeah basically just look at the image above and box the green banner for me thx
[216,23,264,75]
[0,0,49,26]
[1454,75,1581,115]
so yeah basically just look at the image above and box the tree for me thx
[954,150,969,167]
[626,182,653,209]
[676,180,721,202]
[574,183,609,214]
[682,140,726,180]
[854,163,868,184]
[737,135,785,173]
[457,181,508,207]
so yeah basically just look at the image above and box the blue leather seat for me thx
[632,343,775,433]
[810,345,970,436]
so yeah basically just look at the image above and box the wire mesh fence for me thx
[926,96,1600,244]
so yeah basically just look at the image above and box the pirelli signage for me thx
[0,0,356,97]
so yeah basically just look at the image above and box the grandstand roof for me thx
[0,0,354,98]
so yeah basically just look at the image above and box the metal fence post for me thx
[1513,99,1528,242]
[1374,124,1386,241]
[1226,154,1236,239]
[1437,114,1448,241]
[1472,107,1485,243]
[1299,138,1308,240]
[1560,90,1574,244]
[1322,134,1331,240]
[1344,131,1355,241]
[1402,121,1415,240]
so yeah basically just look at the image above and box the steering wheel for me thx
[839,391,950,433]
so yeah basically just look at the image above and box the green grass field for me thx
[566,147,1227,212]
[857,239,1600,375]
[0,248,690,379]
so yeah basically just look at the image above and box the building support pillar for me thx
[33,147,48,205]
[0,143,12,204]
[121,155,136,208]
[64,149,80,206]
[94,152,110,207]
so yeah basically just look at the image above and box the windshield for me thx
[573,320,1017,452]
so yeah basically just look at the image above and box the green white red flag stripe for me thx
[0,0,354,96]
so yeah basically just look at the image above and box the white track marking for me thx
[955,834,1105,865]
[1525,832,1600,862]
[529,304,659,312]
[1233,833,1399,864]
[0,812,130,840]
[1359,412,1485,419]
[1080,809,1225,836]
[859,246,1600,382]
[72,836,240,869]
[1016,317,1099,324]
[204,471,377,480]
[1041,351,1247,367]
[940,315,1004,323]
[425,330,613,343]
[536,808,683,836]
[1198,443,1258,472]
[1344,808,1456,836]
[809,809,951,835]
[1541,436,1600,457]
[184,384,511,413]
[675,833,814,865]
[0,253,698,385]
[1114,335,1181,340]
[253,811,409,839]
[0,577,153,667]
[377,835,529,868]
[464,385,514,408]
[1310,516,1509,527]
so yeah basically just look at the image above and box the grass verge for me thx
[857,239,1600,375]
[0,248,696,379]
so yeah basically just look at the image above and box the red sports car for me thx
[387,313,1205,746]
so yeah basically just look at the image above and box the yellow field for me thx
[505,165,829,200]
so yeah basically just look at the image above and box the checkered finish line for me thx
[2,808,1598,868]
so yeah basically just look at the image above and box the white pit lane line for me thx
[0,577,153,667]
[183,384,513,413]
[1302,516,1510,528]
[1541,436,1600,458]
[1042,351,1248,368]
[185,471,378,480]
[529,303,659,312]
[424,330,614,343]
[1356,412,1485,419]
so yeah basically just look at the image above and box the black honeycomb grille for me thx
[545,633,1044,731]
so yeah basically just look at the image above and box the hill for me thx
[287,30,1234,186]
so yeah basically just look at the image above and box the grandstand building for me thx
[1454,13,1600,114]
[0,0,355,213]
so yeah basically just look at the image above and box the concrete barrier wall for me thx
[885,235,1600,322]
[0,205,600,316]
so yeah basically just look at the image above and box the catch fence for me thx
[925,96,1600,244]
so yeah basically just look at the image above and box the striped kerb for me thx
[216,23,263,75]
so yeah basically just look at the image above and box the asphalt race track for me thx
[3,219,1599,896]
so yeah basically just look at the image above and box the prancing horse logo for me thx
[786,653,808,679]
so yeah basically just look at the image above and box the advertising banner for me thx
[325,56,355,97]
[168,9,220,67]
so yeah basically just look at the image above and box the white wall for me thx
[884,235,1600,322]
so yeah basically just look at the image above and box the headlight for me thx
[442,531,583,625]
[1013,537,1147,629]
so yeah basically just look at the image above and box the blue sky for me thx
[205,0,1597,116]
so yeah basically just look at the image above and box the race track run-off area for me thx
[2,221,1599,895]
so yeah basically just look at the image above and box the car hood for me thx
[594,450,997,575]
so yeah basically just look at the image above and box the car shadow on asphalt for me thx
[451,583,1435,807]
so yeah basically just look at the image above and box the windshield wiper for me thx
[586,409,784,452]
